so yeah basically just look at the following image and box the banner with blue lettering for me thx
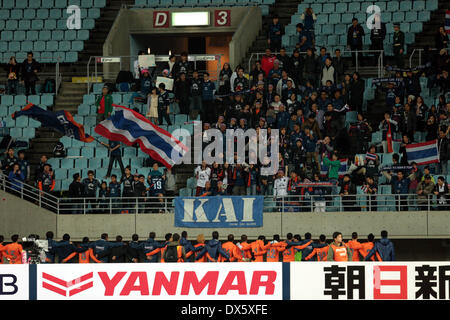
[175,196,264,228]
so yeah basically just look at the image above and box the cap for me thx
[393,23,400,27]
[141,69,149,74]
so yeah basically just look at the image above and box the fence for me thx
[409,47,450,68]
[86,54,223,94]
[248,49,384,78]
[1,173,447,215]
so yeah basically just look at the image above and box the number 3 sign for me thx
[214,10,231,27]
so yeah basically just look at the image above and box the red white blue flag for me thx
[94,104,188,168]
[405,140,439,165]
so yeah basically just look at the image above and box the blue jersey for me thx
[109,182,121,198]
[148,175,164,195]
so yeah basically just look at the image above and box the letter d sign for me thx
[153,11,169,28]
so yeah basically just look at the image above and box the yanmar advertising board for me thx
[0,265,29,300]
[36,263,283,300]
[290,262,450,300]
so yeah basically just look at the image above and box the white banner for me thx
[156,76,174,91]
[290,262,450,300]
[0,265,29,300]
[36,262,283,300]
[98,57,121,63]
[138,54,156,68]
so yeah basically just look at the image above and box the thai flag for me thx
[405,140,439,166]
[366,152,377,161]
[12,103,93,142]
[446,10,450,33]
[320,159,348,177]
[94,104,188,168]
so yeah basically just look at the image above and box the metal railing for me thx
[409,47,450,68]
[248,49,384,79]
[1,173,446,215]
[86,54,224,94]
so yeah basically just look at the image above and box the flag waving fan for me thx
[11,103,94,142]
[94,104,188,168]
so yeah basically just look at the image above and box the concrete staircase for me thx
[240,0,299,70]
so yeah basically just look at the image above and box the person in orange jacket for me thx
[305,235,329,261]
[265,235,285,262]
[235,235,253,262]
[278,233,312,262]
[0,235,5,264]
[327,231,352,261]
[347,232,363,261]
[359,233,381,261]
[249,235,270,262]
[62,237,102,263]
[2,234,23,264]
[220,234,239,262]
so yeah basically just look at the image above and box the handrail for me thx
[86,54,224,94]
[0,169,443,215]
[409,47,450,68]
[248,50,384,78]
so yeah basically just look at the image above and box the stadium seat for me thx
[186,177,197,189]
[95,147,108,158]
[426,0,438,11]
[74,158,88,169]
[81,147,94,158]
[41,95,54,106]
[387,1,399,12]
[89,158,102,168]
[68,148,81,157]
[14,95,26,106]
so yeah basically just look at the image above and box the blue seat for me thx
[83,94,96,105]
[81,147,94,158]
[411,22,422,33]
[418,11,430,22]
[19,20,31,30]
[10,128,22,138]
[8,41,20,52]
[72,41,84,51]
[323,3,334,13]
[65,30,77,41]
[88,8,100,18]
[60,136,73,148]
[400,1,412,11]
[94,0,106,7]
[186,177,197,189]
[6,20,18,31]
[426,0,438,10]
[73,158,87,170]
[61,179,71,191]
[3,0,15,8]
[322,24,333,35]
[349,2,360,13]
[15,117,28,128]
[14,95,27,106]
[89,158,102,168]
[413,0,425,11]
[335,2,346,13]
[53,180,62,191]
[37,9,49,19]
[392,12,404,23]
[1,95,14,105]
[41,95,54,106]
[405,12,417,22]
[387,1,399,12]
[47,158,61,168]
[26,31,38,41]
[95,147,108,158]
[67,147,81,157]
[124,148,136,158]
[316,14,328,25]
[82,19,95,29]
[11,9,23,19]
[65,52,78,63]
[24,128,35,139]
[61,158,75,169]
[341,13,352,24]
[42,0,54,8]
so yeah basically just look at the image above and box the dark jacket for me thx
[68,181,84,197]
[142,238,167,263]
[21,58,40,82]
[438,136,450,162]
[349,79,365,108]
[347,24,365,48]
[97,242,129,263]
[89,239,123,263]
[195,239,230,261]
[174,78,190,101]
[366,238,395,261]
[54,241,87,262]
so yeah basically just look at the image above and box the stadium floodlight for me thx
[171,12,210,27]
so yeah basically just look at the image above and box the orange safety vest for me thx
[347,240,362,261]
[330,244,349,261]
[177,246,184,263]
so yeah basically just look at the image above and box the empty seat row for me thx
[298,0,436,13]
[0,0,106,8]
[0,30,89,41]
[0,8,100,20]
[1,95,53,106]
[0,41,84,53]
[135,0,268,6]
[291,11,430,26]
[0,19,95,32]
[1,52,78,63]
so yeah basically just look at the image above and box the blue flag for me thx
[12,104,94,142]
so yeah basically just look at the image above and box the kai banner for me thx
[174,196,264,228]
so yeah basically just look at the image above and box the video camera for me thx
[21,234,48,264]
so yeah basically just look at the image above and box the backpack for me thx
[43,78,55,93]
[164,245,179,262]
[53,142,66,158]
